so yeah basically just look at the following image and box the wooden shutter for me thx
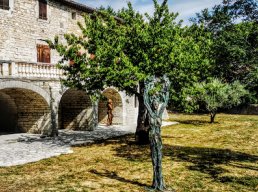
[37,45,51,63]
[0,0,9,10]
[39,0,47,20]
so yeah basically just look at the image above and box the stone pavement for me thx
[0,122,177,167]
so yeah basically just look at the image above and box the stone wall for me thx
[0,0,85,63]
[123,94,138,128]
[58,89,93,131]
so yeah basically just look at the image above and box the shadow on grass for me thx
[165,145,258,179]
[104,135,258,188]
[218,176,258,188]
[174,119,211,125]
[89,169,148,188]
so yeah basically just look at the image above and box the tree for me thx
[191,0,258,101]
[244,66,258,102]
[192,0,257,31]
[183,78,249,123]
[167,24,214,111]
[47,0,183,144]
[47,1,212,189]
[45,0,218,190]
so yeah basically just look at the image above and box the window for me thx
[39,0,47,20]
[72,12,76,20]
[37,44,51,63]
[0,0,9,10]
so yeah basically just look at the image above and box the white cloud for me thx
[169,0,221,22]
[79,0,222,25]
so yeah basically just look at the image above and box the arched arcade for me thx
[0,88,51,133]
[98,88,123,125]
[58,89,94,131]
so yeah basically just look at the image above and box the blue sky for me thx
[78,0,222,25]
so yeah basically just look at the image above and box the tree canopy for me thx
[191,0,258,102]
[47,0,257,128]
[183,78,249,122]
[48,0,180,96]
[47,0,213,142]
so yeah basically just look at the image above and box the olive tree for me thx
[183,78,249,123]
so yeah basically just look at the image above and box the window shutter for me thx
[39,1,47,20]
[37,45,41,62]
[43,47,50,63]
[37,45,51,63]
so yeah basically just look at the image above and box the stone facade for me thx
[0,0,85,63]
[0,0,138,134]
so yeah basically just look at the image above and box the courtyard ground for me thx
[0,113,257,192]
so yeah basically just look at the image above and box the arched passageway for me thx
[98,88,123,125]
[58,89,93,130]
[0,88,50,133]
[0,92,17,133]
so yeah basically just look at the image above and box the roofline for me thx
[53,0,124,22]
[54,0,96,13]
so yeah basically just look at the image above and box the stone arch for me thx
[0,88,51,133]
[58,89,93,130]
[54,86,69,106]
[0,81,51,105]
[98,88,123,125]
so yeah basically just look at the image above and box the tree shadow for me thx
[164,145,258,180]
[218,176,258,188]
[110,136,258,188]
[174,119,210,125]
[89,169,148,188]
[229,162,258,171]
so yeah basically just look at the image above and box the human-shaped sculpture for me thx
[106,98,114,126]
[144,75,170,191]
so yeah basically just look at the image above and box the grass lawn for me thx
[0,113,257,192]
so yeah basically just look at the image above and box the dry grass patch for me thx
[0,113,257,192]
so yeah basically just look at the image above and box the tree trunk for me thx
[210,112,216,123]
[135,82,149,145]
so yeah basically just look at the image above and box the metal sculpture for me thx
[144,75,170,191]
[107,98,114,126]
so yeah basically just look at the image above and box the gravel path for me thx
[0,122,177,167]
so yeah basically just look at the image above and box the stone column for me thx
[41,86,59,137]
[89,101,98,131]
[2,63,9,76]
[10,62,17,76]
[50,86,59,137]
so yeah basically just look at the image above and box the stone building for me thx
[0,0,138,134]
